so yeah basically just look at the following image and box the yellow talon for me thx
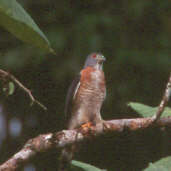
[81,122,92,128]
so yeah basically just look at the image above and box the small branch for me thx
[152,72,171,121]
[0,69,47,110]
[0,117,171,171]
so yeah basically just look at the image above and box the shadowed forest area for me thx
[0,1,171,170]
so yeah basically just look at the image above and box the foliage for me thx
[2,81,15,96]
[144,156,171,171]
[0,0,53,53]
[128,102,171,117]
[71,160,105,171]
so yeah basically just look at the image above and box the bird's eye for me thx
[92,54,97,58]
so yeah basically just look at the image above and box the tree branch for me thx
[0,69,47,110]
[153,72,171,120]
[0,117,171,171]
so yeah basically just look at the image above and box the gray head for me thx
[83,53,106,70]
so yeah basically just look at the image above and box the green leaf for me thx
[2,81,15,96]
[144,156,171,171]
[0,0,54,53]
[128,102,171,117]
[71,160,106,171]
[8,81,15,95]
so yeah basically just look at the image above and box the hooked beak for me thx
[97,55,106,63]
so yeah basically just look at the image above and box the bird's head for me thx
[84,53,106,70]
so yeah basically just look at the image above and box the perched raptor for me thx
[59,53,106,170]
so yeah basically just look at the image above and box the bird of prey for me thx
[59,53,106,171]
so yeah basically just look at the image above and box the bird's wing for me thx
[64,74,81,120]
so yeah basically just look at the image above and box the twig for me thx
[0,69,47,110]
[152,72,171,121]
[0,117,171,171]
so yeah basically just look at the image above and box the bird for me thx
[59,52,106,171]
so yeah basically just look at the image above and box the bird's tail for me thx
[58,145,75,171]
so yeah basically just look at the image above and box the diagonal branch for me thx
[0,69,47,110]
[152,72,171,121]
[0,117,171,171]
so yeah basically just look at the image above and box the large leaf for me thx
[144,156,171,171]
[128,102,171,118]
[0,0,54,53]
[71,160,106,171]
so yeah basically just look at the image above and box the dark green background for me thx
[0,1,171,170]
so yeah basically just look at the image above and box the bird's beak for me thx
[98,55,106,62]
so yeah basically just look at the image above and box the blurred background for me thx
[0,0,171,170]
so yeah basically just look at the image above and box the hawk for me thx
[59,53,106,170]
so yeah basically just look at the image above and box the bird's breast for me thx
[79,67,106,100]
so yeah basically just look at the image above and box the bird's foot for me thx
[79,122,95,136]
[81,122,93,129]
